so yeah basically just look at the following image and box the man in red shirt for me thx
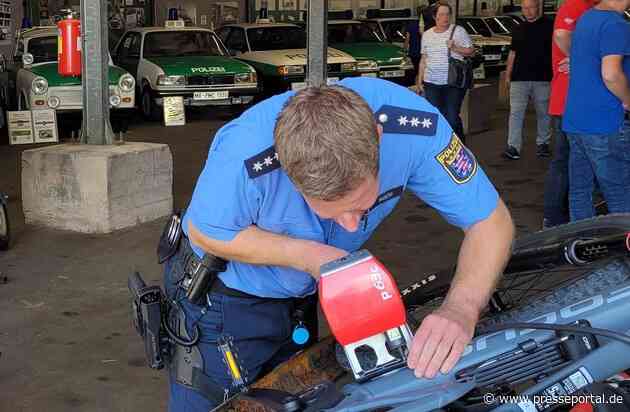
[543,0,596,228]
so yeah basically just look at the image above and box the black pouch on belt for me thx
[157,211,183,264]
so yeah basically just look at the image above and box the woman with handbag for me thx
[416,1,475,142]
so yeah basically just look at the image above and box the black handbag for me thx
[447,25,474,89]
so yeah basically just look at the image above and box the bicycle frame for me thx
[321,267,630,411]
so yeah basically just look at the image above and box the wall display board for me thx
[163,96,186,126]
[32,109,59,143]
[8,111,35,145]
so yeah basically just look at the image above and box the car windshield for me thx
[143,31,225,57]
[328,22,382,43]
[498,16,521,32]
[27,36,57,63]
[459,18,492,37]
[380,20,416,43]
[487,16,518,34]
[246,26,307,51]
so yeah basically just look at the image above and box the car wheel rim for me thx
[0,206,7,237]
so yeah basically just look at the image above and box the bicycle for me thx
[215,214,630,412]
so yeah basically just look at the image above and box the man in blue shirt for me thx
[562,0,630,221]
[165,77,514,411]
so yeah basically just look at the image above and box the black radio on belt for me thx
[183,253,227,305]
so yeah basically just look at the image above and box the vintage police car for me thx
[456,17,510,69]
[361,8,420,48]
[216,22,358,95]
[327,19,415,86]
[113,26,259,120]
[6,26,135,113]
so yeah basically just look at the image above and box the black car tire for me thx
[0,201,10,250]
[140,85,161,121]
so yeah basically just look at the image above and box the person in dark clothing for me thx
[503,0,554,160]
[404,19,422,76]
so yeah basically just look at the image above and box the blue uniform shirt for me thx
[563,9,630,135]
[183,77,499,298]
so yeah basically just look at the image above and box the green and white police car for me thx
[113,26,259,120]
[6,26,135,113]
[361,8,420,48]
[217,22,358,95]
[327,19,415,86]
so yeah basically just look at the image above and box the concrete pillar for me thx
[22,143,173,234]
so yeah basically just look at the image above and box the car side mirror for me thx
[22,53,34,66]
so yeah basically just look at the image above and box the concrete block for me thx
[462,83,494,135]
[21,143,173,233]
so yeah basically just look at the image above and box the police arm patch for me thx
[435,134,478,184]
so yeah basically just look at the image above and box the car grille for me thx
[328,63,341,73]
[187,74,235,86]
[55,89,82,107]
[482,45,503,55]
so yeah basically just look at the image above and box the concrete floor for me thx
[0,86,551,411]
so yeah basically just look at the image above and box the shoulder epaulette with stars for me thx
[375,105,438,136]
[245,145,281,178]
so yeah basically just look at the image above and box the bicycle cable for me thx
[481,322,630,346]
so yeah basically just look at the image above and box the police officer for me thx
[165,76,514,411]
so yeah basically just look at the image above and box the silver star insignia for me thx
[398,115,409,126]
[263,156,273,166]
[421,118,433,128]
[253,162,263,172]
[410,117,420,127]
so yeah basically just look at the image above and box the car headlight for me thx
[341,62,357,72]
[47,95,60,108]
[277,65,305,76]
[156,75,186,86]
[401,57,414,68]
[118,74,135,92]
[357,60,378,71]
[32,77,48,95]
[235,72,257,84]
[109,94,121,107]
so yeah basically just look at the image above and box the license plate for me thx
[380,70,405,78]
[484,54,501,61]
[193,91,229,100]
[292,77,339,91]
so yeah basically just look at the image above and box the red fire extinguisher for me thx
[57,12,81,77]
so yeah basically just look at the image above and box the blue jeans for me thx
[164,241,316,412]
[543,116,570,227]
[567,122,630,221]
[507,81,551,151]
[423,82,467,142]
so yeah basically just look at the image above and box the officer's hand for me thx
[406,302,476,379]
[305,243,348,280]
